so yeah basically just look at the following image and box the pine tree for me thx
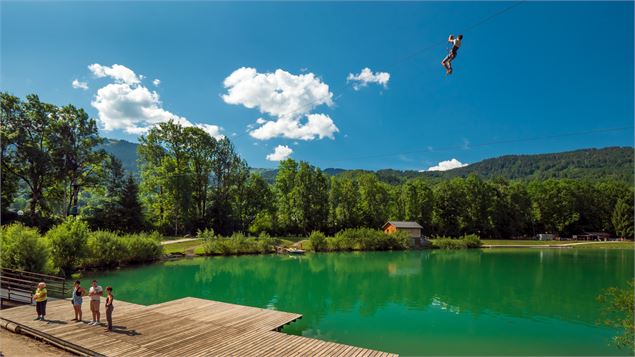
[117,175,145,232]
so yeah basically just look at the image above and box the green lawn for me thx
[482,239,633,249]
[163,239,203,254]
[569,241,634,249]
[481,240,572,245]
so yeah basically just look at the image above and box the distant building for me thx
[573,232,611,241]
[536,233,556,241]
[382,221,423,238]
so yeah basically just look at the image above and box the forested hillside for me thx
[437,147,634,182]
[254,147,634,184]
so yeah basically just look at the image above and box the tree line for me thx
[2,92,633,239]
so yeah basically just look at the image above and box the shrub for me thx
[331,232,354,251]
[197,228,216,241]
[390,230,413,250]
[432,235,482,250]
[330,228,410,251]
[463,234,482,248]
[46,217,89,276]
[309,231,327,252]
[432,237,467,250]
[597,279,634,352]
[121,232,163,264]
[86,231,126,268]
[0,223,49,273]
[255,233,280,253]
[202,231,277,255]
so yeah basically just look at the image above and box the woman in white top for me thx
[442,34,463,75]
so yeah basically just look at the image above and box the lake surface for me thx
[83,249,633,356]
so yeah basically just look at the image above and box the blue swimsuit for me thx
[72,287,83,305]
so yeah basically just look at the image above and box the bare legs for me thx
[441,53,455,75]
[90,301,100,323]
[73,304,82,321]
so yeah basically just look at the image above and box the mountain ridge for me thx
[102,139,634,183]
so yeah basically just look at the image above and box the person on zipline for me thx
[442,34,462,75]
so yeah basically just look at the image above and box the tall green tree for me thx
[274,159,299,234]
[490,179,533,238]
[51,104,105,217]
[328,176,361,232]
[612,196,634,239]
[209,138,247,235]
[463,175,495,236]
[290,163,329,234]
[358,173,390,229]
[0,93,21,216]
[0,94,59,225]
[117,175,145,232]
[138,120,193,234]
[400,178,434,234]
[528,179,580,235]
[185,127,217,224]
[432,178,467,237]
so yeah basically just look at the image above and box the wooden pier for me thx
[0,296,397,356]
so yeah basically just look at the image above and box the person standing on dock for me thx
[71,280,85,322]
[104,286,114,332]
[88,280,103,326]
[33,282,47,321]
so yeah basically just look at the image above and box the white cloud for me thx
[266,145,293,161]
[89,63,140,85]
[347,67,390,91]
[71,79,89,90]
[194,124,224,140]
[249,113,338,140]
[222,67,338,141]
[427,159,468,172]
[89,63,222,138]
[153,79,161,86]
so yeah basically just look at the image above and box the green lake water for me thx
[83,249,634,356]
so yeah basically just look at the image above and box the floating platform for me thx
[0,296,397,356]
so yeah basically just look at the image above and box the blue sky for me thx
[2,1,633,170]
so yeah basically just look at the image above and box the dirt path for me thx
[0,327,66,357]
[161,238,199,245]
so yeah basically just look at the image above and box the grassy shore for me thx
[481,240,574,246]
[483,239,633,249]
[162,238,633,256]
[568,241,634,249]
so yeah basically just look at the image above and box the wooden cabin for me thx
[382,221,423,238]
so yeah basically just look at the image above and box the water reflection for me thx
[85,249,633,356]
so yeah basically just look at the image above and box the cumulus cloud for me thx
[88,63,222,138]
[347,67,390,90]
[153,79,161,86]
[266,145,293,161]
[89,63,140,85]
[427,159,468,172]
[72,79,89,90]
[222,67,338,141]
[194,124,224,140]
[250,113,338,140]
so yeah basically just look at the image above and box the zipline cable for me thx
[231,1,526,142]
[392,0,525,65]
[311,126,634,164]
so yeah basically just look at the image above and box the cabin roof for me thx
[383,221,423,229]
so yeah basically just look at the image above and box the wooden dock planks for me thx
[1,296,397,356]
